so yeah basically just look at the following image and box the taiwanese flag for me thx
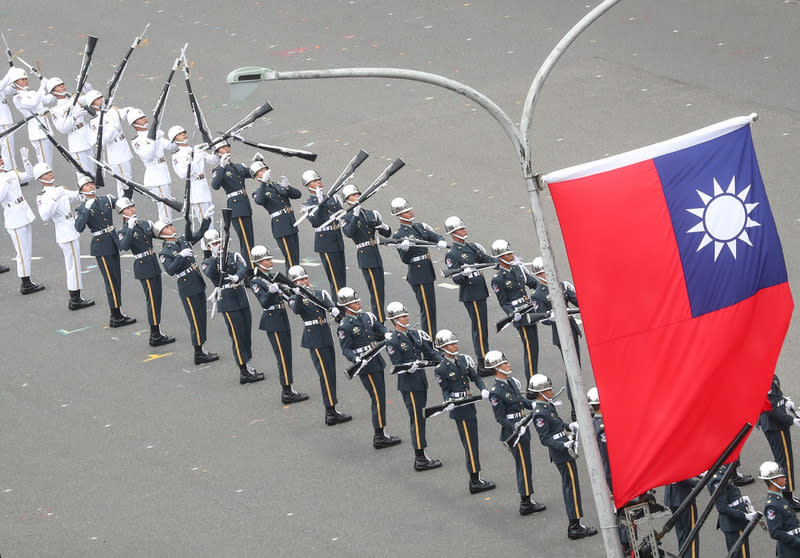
[544,116,794,507]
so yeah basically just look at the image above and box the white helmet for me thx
[249,160,268,176]
[587,387,600,406]
[528,374,553,393]
[434,329,458,349]
[8,67,27,83]
[302,169,321,187]
[115,197,135,214]
[84,90,103,107]
[758,461,785,481]
[77,175,94,189]
[46,76,65,93]
[390,197,412,216]
[341,184,360,201]
[250,245,273,263]
[444,216,466,235]
[385,301,408,321]
[288,265,308,282]
[126,107,147,127]
[531,256,544,275]
[337,286,360,306]
[152,220,174,239]
[484,350,508,369]
[33,162,52,180]
[491,239,513,258]
[203,229,221,245]
[167,125,186,143]
[210,136,230,152]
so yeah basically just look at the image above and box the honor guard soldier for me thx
[707,463,758,557]
[0,148,44,294]
[128,108,176,223]
[434,330,495,494]
[337,287,401,449]
[287,265,351,425]
[210,138,255,267]
[664,477,700,558]
[390,197,447,338]
[528,373,597,539]
[341,184,392,322]
[11,67,54,166]
[34,163,94,310]
[759,374,800,510]
[0,67,20,170]
[587,387,612,493]
[169,126,217,259]
[201,230,263,385]
[249,246,308,403]
[385,301,442,471]
[156,219,219,365]
[491,239,540,382]
[761,461,800,557]
[74,177,136,328]
[87,91,134,199]
[443,216,496,374]
[251,155,301,270]
[116,197,176,346]
[299,169,347,293]
[47,77,94,177]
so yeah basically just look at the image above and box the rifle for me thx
[379,237,441,248]
[216,100,273,144]
[217,207,233,296]
[14,56,43,80]
[295,149,369,226]
[92,157,183,211]
[503,414,534,450]
[441,262,498,279]
[72,35,98,110]
[180,51,213,146]
[148,45,185,141]
[36,116,92,178]
[0,33,19,67]
[391,360,440,375]
[423,394,483,419]
[318,157,405,228]
[0,110,49,140]
[227,132,317,162]
[496,307,580,333]
[271,271,336,316]
[182,144,194,238]
[344,341,386,379]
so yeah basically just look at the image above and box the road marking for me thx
[143,352,173,362]
[437,282,459,290]
[56,326,92,335]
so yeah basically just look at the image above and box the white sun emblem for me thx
[685,176,760,261]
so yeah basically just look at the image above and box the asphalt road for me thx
[1,1,798,556]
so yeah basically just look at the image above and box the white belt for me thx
[304,318,326,326]
[5,196,24,208]
[73,122,83,129]
[729,497,746,508]
[506,412,525,419]
[54,212,74,222]
[221,283,238,290]
[450,391,469,399]
[270,207,292,218]
[176,264,198,278]
[157,157,165,164]
[552,432,567,440]
[195,173,205,180]
[314,223,339,232]
[134,249,153,258]
[353,344,375,355]
[265,304,284,311]
[788,527,800,536]
[112,134,126,144]
[410,254,430,263]
[92,225,115,236]
[355,240,375,249]
[226,189,246,198]
[511,297,529,306]
[463,271,480,278]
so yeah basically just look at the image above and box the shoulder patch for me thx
[492,283,500,293]
[338,330,345,339]
[535,417,545,428]
[490,397,498,406]
[159,255,166,263]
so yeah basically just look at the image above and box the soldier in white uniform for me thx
[169,125,217,259]
[34,162,94,310]
[0,67,20,171]
[0,146,44,294]
[128,108,176,223]
[87,91,133,199]
[47,77,94,178]
[11,67,54,167]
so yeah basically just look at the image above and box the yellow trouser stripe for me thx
[368,268,383,322]
[145,278,157,325]
[782,430,794,492]
[517,443,530,495]
[224,311,243,365]
[238,217,253,268]
[282,237,293,267]
[420,283,432,338]
[13,228,25,276]
[274,332,289,385]
[567,461,580,519]
[410,392,421,449]
[689,505,697,558]
[522,326,534,378]
[324,252,339,292]
[462,420,477,473]
[473,300,485,357]
[69,242,80,286]
[100,256,119,307]
[314,348,334,406]
[186,296,201,345]
[368,374,383,429]
[740,530,747,558]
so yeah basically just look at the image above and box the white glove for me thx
[378,223,390,233]
[205,204,215,218]
[481,389,490,400]
[745,511,759,522]
[268,283,279,294]
[408,362,419,373]
[19,146,29,163]
[786,399,796,414]
[126,216,137,228]
[179,248,193,257]
[279,175,289,188]
[518,425,527,437]
[220,153,231,167]
[52,188,66,200]
[354,356,362,364]
[568,421,579,432]
[793,418,800,428]
[226,274,240,284]
[352,205,360,217]
[461,265,474,274]
[399,239,411,252]
[84,198,95,210]
[513,312,522,323]
[315,189,324,203]
[437,240,448,249]
[292,287,302,296]
[443,403,455,413]
[564,440,575,450]
[384,332,393,341]
[331,307,341,318]
[156,129,165,139]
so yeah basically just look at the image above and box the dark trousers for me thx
[556,459,583,521]
[765,428,795,492]
[401,389,427,450]
[319,250,346,294]
[362,266,386,323]
[96,253,122,310]
[516,324,539,381]
[181,292,208,348]
[464,298,489,359]
[359,370,387,430]
[222,308,252,366]
[411,281,437,339]
[669,504,698,558]
[277,233,300,271]
[723,529,750,558]
[232,216,255,268]
[266,329,293,387]
[511,434,534,497]
[310,346,337,408]
[139,275,163,327]
[454,416,481,474]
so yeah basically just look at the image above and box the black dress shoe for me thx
[0,263,9,273]
[149,333,176,347]
[469,477,496,494]
[194,351,219,365]
[477,358,494,377]
[519,499,547,515]
[109,315,137,328]
[20,282,45,295]
[373,433,402,449]
[68,297,95,310]
[325,410,352,426]
[733,471,754,487]
[281,390,309,404]
[240,371,265,385]
[567,522,598,540]
[414,456,442,471]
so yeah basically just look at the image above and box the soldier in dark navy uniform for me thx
[760,460,800,557]
[251,156,301,271]
[528,373,597,539]
[443,216,496,375]
[156,219,219,365]
[759,374,800,511]
[707,463,757,557]
[486,350,543,515]
[434,330,495,494]
[385,301,442,471]
[115,197,175,347]
[664,477,700,558]
[299,170,346,294]
[587,387,612,492]
[340,184,392,323]
[390,197,447,339]
[287,265,351,425]
[201,230,263,385]
[210,139,255,267]
[248,245,308,403]
[74,176,136,328]
[337,287,401,450]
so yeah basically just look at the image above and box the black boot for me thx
[373,428,401,449]
[281,386,309,404]
[519,495,546,515]
[203,249,212,260]
[20,276,44,295]
[413,449,442,472]
[109,307,136,328]
[193,345,219,365]
[325,406,352,426]
[733,467,755,487]
[784,491,800,511]
[68,290,95,310]
[567,519,598,540]
[239,363,265,385]
[477,357,494,377]
[149,325,175,347]
[0,263,9,273]
[469,472,496,494]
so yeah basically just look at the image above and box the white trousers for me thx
[73,148,96,180]
[58,238,83,290]
[31,138,53,168]
[148,182,173,223]
[192,201,215,250]
[7,223,32,277]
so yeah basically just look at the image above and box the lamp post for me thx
[228,2,623,555]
